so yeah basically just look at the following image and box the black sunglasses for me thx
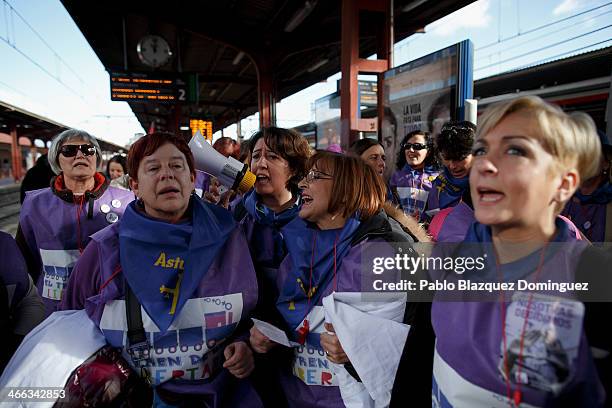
[59,144,96,157]
[402,142,427,151]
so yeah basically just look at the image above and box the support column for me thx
[172,104,183,135]
[340,0,392,148]
[236,111,243,142]
[606,68,612,137]
[256,60,277,128]
[9,124,23,181]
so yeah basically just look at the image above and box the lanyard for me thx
[495,241,549,407]
[297,231,340,345]
[74,195,86,253]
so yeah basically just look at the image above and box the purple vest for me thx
[240,216,277,267]
[431,202,475,243]
[19,186,133,316]
[0,231,30,310]
[432,238,605,406]
[66,220,259,403]
[275,238,384,408]
[389,166,438,220]
[194,170,211,197]
[562,198,608,243]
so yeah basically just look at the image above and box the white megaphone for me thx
[188,130,256,194]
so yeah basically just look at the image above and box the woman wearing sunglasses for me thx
[431,96,611,407]
[389,130,438,221]
[250,152,431,407]
[16,129,134,316]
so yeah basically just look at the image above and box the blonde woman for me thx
[432,96,610,407]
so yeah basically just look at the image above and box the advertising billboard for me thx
[381,40,473,179]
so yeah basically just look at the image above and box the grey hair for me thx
[48,129,102,175]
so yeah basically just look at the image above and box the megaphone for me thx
[188,131,256,194]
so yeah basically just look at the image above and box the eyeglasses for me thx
[402,143,427,151]
[304,169,333,183]
[59,144,96,157]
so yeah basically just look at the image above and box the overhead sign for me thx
[190,119,213,141]
[109,71,194,103]
[358,80,378,107]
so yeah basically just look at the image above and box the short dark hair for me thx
[308,151,385,220]
[435,121,476,161]
[395,130,436,170]
[247,127,311,192]
[127,132,195,181]
[106,154,127,177]
[348,138,383,157]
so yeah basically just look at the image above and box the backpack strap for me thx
[233,200,248,223]
[124,278,152,383]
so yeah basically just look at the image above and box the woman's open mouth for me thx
[301,194,313,206]
[256,175,270,184]
[477,187,505,203]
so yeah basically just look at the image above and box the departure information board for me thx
[190,119,213,141]
[109,71,188,103]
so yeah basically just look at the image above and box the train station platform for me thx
[0,183,20,237]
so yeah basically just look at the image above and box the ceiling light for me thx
[402,0,428,13]
[307,59,328,73]
[179,126,190,131]
[232,51,245,65]
[284,1,317,32]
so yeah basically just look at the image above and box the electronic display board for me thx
[109,71,189,103]
[190,119,213,141]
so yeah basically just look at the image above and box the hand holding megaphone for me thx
[189,131,255,194]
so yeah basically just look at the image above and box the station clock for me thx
[136,35,172,68]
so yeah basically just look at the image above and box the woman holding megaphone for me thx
[230,127,310,406]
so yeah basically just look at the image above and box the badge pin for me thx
[111,199,122,208]
[583,221,592,230]
[100,204,110,214]
[106,212,119,224]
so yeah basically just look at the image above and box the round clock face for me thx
[137,35,172,68]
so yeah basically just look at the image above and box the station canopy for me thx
[0,99,124,152]
[61,0,474,133]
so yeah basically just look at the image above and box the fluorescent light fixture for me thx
[307,58,328,73]
[232,51,245,65]
[284,1,317,32]
[402,0,428,13]
[179,126,190,131]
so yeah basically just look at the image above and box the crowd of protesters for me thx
[0,95,611,407]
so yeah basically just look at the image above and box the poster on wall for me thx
[381,40,473,179]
